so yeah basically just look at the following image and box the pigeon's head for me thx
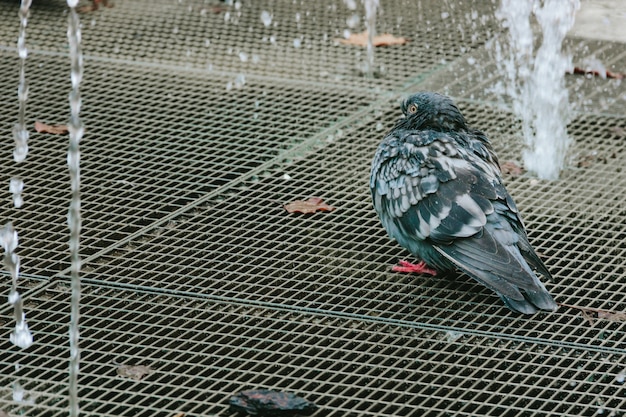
[398,92,467,132]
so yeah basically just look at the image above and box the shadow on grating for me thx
[0,51,375,277]
[73,102,626,352]
[0,282,624,417]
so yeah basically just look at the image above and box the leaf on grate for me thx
[283,197,336,214]
[172,413,185,417]
[34,121,69,135]
[500,160,524,177]
[558,302,626,324]
[78,0,113,12]
[337,31,408,47]
[116,364,153,381]
[568,66,625,79]
[229,389,318,416]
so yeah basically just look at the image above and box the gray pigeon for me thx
[370,92,557,314]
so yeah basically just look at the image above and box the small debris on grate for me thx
[337,31,409,47]
[34,121,69,135]
[577,151,607,168]
[115,363,154,381]
[500,160,524,177]
[172,413,185,417]
[283,197,336,214]
[610,126,626,137]
[229,389,317,416]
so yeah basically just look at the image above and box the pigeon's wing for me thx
[371,130,555,313]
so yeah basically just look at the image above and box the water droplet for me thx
[226,81,233,91]
[238,51,248,62]
[295,12,301,22]
[234,73,246,88]
[260,11,272,27]
[293,38,302,48]
[343,29,351,38]
[467,57,476,65]
[251,54,260,64]
[343,0,357,10]
[441,12,450,19]
[376,122,383,131]
[346,14,360,28]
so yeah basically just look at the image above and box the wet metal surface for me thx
[0,1,625,416]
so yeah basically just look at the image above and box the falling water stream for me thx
[2,0,34,408]
[363,0,379,75]
[66,1,84,415]
[495,0,580,180]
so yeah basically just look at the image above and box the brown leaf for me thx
[78,0,113,12]
[568,66,625,79]
[172,413,185,417]
[500,160,524,177]
[597,310,626,321]
[34,121,69,135]
[283,197,336,214]
[338,31,409,47]
[116,364,153,381]
[558,302,626,323]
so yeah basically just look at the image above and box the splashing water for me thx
[67,2,84,416]
[495,0,580,180]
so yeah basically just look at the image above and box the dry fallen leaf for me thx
[500,160,524,177]
[78,0,113,12]
[172,413,185,417]
[338,31,409,47]
[610,126,626,137]
[34,121,69,135]
[569,66,625,79]
[597,310,626,321]
[558,302,626,324]
[116,364,153,381]
[283,197,336,214]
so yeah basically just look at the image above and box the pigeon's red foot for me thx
[392,260,437,276]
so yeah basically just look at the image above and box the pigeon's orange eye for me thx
[408,104,418,114]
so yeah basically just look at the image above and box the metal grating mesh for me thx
[2,283,625,417]
[1,0,626,416]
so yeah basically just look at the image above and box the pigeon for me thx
[369,92,557,314]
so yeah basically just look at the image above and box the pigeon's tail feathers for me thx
[522,283,558,312]
[500,296,538,315]
[500,287,557,315]
[433,235,558,314]
[517,236,554,282]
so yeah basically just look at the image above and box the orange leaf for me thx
[338,31,409,47]
[283,197,336,214]
[34,121,69,135]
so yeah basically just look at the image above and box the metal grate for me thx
[1,0,625,416]
[2,283,625,416]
